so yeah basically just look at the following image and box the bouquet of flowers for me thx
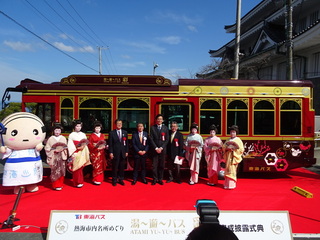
[225,141,239,151]
[51,142,67,152]
[208,142,222,151]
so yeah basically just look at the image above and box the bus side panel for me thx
[241,140,316,172]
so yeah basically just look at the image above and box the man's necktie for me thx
[171,132,175,143]
[118,130,121,141]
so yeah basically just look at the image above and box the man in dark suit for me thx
[108,119,128,186]
[167,121,184,184]
[131,123,149,185]
[149,114,169,185]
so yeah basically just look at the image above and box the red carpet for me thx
[0,167,319,234]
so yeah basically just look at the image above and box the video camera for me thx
[195,199,220,225]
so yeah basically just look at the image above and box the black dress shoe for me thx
[131,180,137,185]
[166,179,173,183]
[158,180,164,185]
[112,182,117,186]
[151,180,157,185]
[176,180,182,184]
[118,180,125,186]
[142,179,148,184]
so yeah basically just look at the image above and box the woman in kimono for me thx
[67,119,90,188]
[45,123,68,191]
[88,121,107,185]
[222,125,244,190]
[185,123,203,185]
[204,124,223,186]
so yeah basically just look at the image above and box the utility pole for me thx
[285,0,293,80]
[97,46,107,75]
[233,0,241,80]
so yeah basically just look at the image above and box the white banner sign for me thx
[47,210,292,240]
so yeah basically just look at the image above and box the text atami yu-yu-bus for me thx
[2,75,316,172]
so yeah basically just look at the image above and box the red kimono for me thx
[88,133,107,184]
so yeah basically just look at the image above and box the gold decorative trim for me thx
[162,98,187,101]
[253,98,275,107]
[117,97,150,106]
[200,98,222,108]
[60,96,74,105]
[227,98,249,107]
[61,77,76,85]
[280,98,302,108]
[79,97,112,105]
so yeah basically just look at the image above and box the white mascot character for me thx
[0,112,46,194]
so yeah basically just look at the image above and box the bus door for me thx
[159,103,193,133]
[35,103,55,137]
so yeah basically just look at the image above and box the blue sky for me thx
[0,0,261,102]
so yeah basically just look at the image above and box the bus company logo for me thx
[270,220,284,234]
[55,220,68,234]
[75,214,106,220]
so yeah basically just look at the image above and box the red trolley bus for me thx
[2,75,316,172]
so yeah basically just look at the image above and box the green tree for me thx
[0,102,37,120]
[0,102,22,120]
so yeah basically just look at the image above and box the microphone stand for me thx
[1,186,24,229]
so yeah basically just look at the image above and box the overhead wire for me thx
[4,0,116,75]
[0,10,99,73]
[24,0,110,74]
[56,0,118,74]
[55,0,99,47]
[65,0,117,74]
[43,0,97,48]
[24,0,98,62]
[103,47,118,74]
[65,0,106,47]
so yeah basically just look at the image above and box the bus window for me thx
[35,103,55,137]
[254,99,275,135]
[61,97,74,133]
[200,99,221,134]
[280,99,301,135]
[161,104,191,132]
[118,98,149,134]
[227,99,248,135]
[79,98,112,133]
